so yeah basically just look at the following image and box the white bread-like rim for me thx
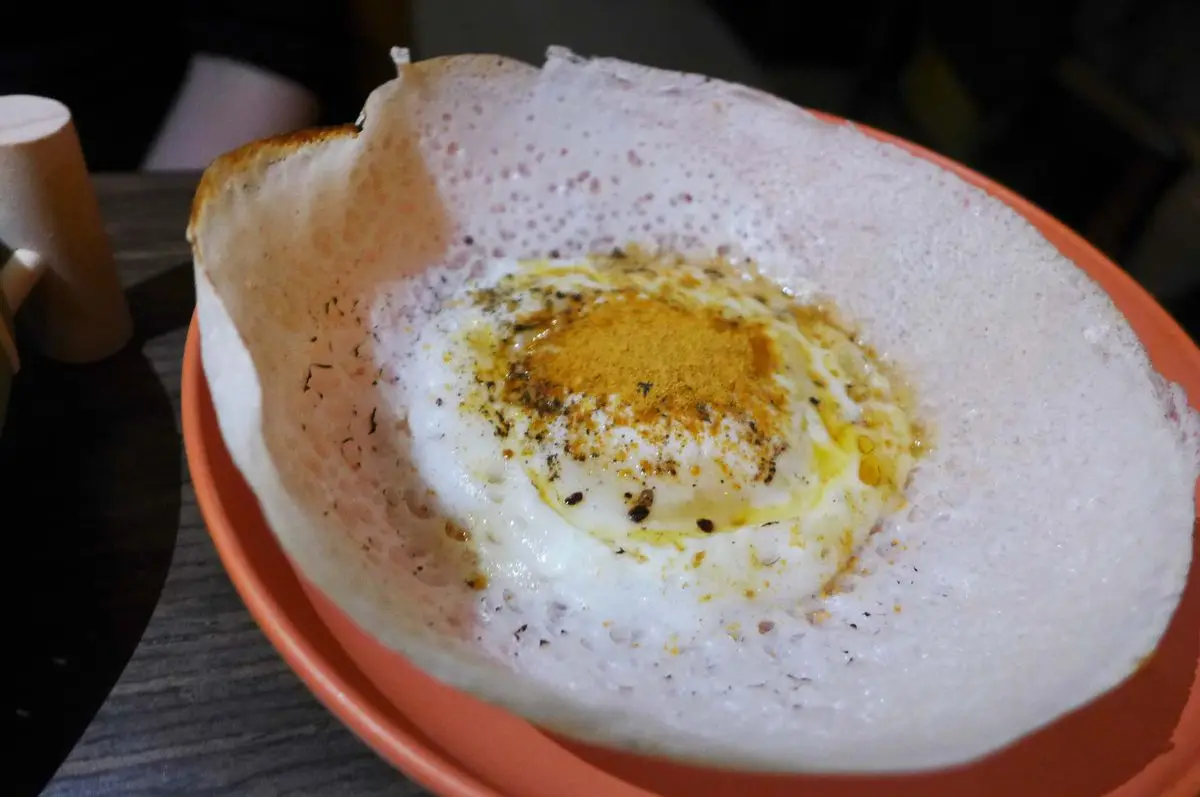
[189,47,1200,773]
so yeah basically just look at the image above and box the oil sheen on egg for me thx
[407,248,923,610]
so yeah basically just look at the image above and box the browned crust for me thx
[187,124,360,246]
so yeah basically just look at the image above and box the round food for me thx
[189,46,1200,773]
[414,249,923,612]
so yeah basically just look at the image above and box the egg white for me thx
[406,252,920,612]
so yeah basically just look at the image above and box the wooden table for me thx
[7,174,428,796]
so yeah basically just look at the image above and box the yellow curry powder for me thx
[508,289,785,435]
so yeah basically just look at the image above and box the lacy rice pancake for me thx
[189,47,1200,773]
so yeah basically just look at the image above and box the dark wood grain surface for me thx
[7,174,428,797]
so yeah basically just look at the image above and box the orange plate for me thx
[183,116,1200,797]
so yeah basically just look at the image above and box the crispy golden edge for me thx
[187,124,361,255]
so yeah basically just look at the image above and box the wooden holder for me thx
[0,95,133,363]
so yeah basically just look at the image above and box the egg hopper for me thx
[184,95,1200,794]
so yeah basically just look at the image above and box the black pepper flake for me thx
[615,547,625,555]
[623,492,633,500]
[303,362,333,392]
[849,623,858,629]
[696,518,714,533]
[463,235,475,245]
[368,408,378,434]
[627,488,655,523]
[549,249,561,258]
[493,410,511,438]
[435,398,444,406]
[539,639,550,647]
[637,381,653,397]
[611,247,627,259]
[514,623,528,641]
[564,491,584,506]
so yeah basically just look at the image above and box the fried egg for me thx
[408,248,923,609]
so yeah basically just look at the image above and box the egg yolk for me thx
[513,290,782,434]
